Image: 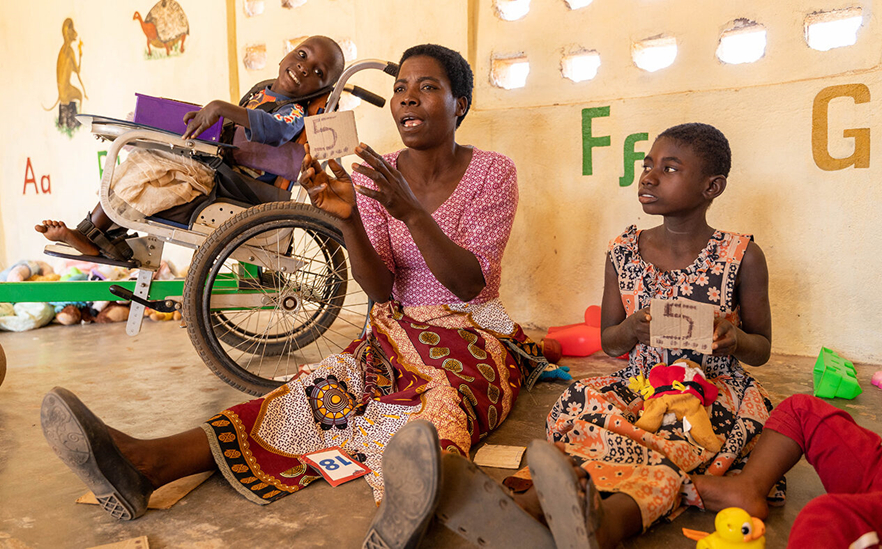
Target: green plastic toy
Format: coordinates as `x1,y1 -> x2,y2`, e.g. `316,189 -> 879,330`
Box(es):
813,347 -> 862,399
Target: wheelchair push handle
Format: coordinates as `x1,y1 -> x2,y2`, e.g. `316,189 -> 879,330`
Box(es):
345,85 -> 386,108
382,61 -> 400,76
325,59 -> 399,114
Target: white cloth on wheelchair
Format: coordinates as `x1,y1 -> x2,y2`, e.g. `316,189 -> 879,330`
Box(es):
111,149 -> 215,216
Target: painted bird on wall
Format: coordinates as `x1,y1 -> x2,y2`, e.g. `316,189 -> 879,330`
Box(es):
133,0 -> 189,58
682,507 -> 766,549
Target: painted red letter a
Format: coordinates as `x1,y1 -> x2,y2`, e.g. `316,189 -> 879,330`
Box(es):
23,157 -> 38,194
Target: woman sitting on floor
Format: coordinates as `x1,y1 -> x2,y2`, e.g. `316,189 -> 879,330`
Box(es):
40,43 -> 549,521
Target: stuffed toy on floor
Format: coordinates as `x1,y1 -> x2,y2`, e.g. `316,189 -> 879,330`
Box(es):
0,260 -> 56,282
629,358 -> 721,453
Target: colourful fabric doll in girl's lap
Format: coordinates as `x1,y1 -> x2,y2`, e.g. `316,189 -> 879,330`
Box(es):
545,123 -> 778,546
631,358 -> 721,453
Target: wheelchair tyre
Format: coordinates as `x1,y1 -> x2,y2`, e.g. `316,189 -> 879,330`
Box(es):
183,201 -> 371,396
210,236 -> 346,355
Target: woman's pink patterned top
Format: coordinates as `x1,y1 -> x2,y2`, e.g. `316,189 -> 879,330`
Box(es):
353,148 -> 518,306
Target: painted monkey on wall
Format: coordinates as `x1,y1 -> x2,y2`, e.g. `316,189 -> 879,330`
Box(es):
44,18 -> 87,135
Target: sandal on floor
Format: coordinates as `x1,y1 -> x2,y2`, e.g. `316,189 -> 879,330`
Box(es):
363,420 -> 442,549
40,387 -> 153,520
528,440 -> 601,549
76,215 -> 134,261
435,452 -> 556,549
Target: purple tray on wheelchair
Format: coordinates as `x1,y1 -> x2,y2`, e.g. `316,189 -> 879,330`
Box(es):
134,93 -> 223,142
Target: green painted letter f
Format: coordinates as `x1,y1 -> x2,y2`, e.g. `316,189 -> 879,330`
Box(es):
581,106 -> 611,176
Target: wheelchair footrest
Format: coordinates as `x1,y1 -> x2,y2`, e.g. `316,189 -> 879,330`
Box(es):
43,244 -> 140,269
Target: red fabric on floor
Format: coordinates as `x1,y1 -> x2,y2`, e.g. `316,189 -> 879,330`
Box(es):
765,394 -> 882,548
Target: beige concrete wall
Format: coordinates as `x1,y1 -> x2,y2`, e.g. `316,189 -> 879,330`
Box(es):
0,0 -> 229,270
2,0 -> 879,364
460,0 -> 882,363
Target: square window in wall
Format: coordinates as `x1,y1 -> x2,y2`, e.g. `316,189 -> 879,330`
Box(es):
338,93 -> 361,111
805,8 -> 863,51
244,44 -> 267,70
491,55 -> 530,89
338,39 -> 358,63
244,0 -> 265,17
632,36 -> 677,72
494,0 -> 530,21
561,50 -> 600,82
284,36 -> 310,54
717,21 -> 766,64
564,0 -> 593,9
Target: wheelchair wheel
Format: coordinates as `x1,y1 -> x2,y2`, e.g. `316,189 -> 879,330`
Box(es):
183,201 -> 371,396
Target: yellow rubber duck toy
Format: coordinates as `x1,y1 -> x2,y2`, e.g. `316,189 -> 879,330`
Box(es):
682,507 -> 766,549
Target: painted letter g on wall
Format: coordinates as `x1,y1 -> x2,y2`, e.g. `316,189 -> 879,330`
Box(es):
812,84 -> 870,171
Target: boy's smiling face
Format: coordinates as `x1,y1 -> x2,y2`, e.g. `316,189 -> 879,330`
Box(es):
273,37 -> 344,98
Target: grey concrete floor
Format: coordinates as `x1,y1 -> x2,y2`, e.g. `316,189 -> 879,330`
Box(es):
1,320 -> 880,548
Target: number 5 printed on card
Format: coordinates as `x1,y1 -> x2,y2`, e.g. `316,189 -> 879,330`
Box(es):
305,110 -> 360,160
649,298 -> 715,353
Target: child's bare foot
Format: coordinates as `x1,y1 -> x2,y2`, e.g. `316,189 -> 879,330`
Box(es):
691,473 -> 769,519
35,220 -> 101,256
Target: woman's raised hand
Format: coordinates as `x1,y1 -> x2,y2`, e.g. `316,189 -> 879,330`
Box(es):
351,143 -> 424,224
299,144 -> 357,220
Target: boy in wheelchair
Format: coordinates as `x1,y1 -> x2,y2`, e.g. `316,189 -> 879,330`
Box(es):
35,35 -> 345,262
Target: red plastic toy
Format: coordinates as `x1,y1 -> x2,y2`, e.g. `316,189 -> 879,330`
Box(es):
543,306 -> 603,357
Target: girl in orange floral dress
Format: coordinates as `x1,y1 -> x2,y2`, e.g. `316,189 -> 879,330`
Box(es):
541,122 -> 780,548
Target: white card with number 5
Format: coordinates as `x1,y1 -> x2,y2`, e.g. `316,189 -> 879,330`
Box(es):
304,110 -> 359,160
649,298 -> 715,354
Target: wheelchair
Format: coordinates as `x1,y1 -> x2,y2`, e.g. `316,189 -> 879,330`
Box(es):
42,59 -> 398,396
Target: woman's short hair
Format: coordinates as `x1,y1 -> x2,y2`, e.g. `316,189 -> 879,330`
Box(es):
658,123 -> 731,177
400,44 -> 474,128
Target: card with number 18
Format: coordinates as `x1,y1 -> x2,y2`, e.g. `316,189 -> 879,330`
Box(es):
302,446 -> 372,487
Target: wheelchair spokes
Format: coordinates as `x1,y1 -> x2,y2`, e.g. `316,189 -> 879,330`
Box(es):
184,202 -> 370,395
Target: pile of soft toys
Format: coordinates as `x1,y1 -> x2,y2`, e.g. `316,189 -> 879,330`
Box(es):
0,259 -> 181,332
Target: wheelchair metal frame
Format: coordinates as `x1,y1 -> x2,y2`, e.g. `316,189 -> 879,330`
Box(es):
0,59 -> 397,338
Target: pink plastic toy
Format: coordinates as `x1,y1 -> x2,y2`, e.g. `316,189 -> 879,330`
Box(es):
544,306 -> 603,357
872,371 -> 882,390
